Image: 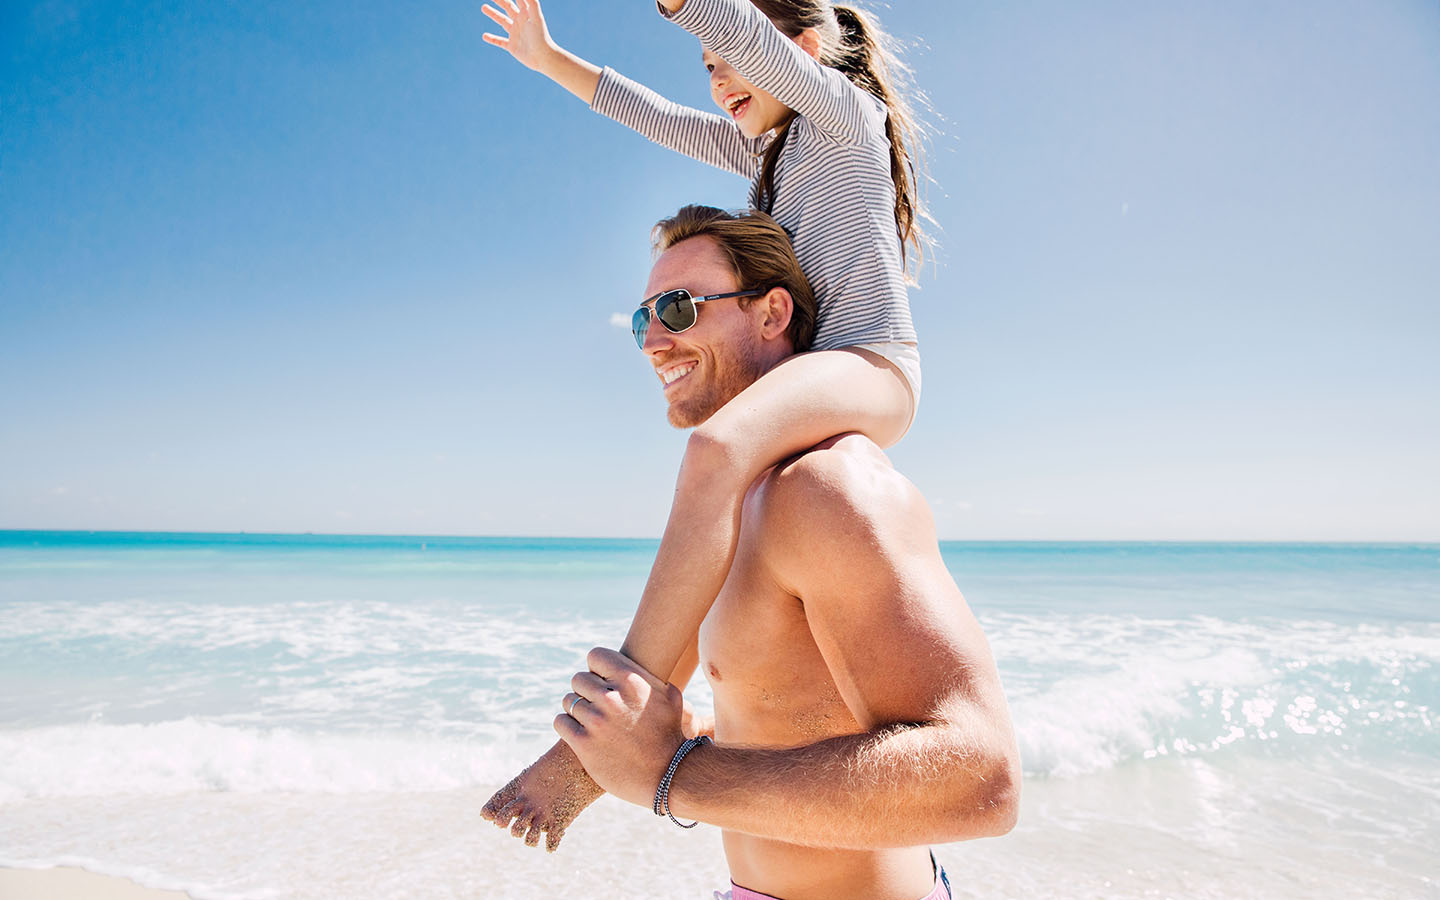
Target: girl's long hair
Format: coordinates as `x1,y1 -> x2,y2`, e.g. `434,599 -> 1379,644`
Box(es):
749,0 -> 931,273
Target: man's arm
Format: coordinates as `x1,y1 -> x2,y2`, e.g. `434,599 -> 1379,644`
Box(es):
558,437 -> 1020,848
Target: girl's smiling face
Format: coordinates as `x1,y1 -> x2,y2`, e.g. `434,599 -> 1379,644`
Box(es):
704,48 -> 793,138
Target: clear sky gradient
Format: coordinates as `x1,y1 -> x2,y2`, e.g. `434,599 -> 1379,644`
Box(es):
2,0 -> 1437,540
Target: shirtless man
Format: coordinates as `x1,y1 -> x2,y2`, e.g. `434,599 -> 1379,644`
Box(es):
492,205 -> 1020,900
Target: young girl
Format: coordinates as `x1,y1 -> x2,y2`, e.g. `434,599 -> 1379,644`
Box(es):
480,0 -> 927,850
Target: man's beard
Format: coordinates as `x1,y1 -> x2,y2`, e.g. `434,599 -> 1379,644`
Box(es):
666,342 -> 768,429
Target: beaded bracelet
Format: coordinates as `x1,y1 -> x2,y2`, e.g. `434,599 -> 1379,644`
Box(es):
653,735 -> 712,828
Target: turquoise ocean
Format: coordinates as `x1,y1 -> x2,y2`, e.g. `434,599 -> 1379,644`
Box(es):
1,532 -> 1436,899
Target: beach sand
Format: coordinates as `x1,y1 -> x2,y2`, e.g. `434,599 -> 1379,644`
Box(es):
0,867 -> 190,900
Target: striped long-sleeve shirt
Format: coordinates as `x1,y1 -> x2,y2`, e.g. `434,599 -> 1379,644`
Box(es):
589,0 -> 916,351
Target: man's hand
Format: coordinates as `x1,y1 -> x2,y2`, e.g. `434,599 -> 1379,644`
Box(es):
555,647 -> 688,809
681,696 -> 715,740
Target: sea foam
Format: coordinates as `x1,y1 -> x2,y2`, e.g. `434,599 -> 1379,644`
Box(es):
989,614 -> 1440,777
0,721 -> 510,804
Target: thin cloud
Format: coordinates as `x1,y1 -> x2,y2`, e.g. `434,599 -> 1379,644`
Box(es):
608,312 -> 629,329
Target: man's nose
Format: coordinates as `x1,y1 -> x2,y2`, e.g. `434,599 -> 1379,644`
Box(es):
641,314 -> 674,357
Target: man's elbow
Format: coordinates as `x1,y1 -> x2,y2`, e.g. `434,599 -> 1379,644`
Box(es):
984,754 -> 1019,840
945,744 -> 1021,840
977,752 -> 1021,837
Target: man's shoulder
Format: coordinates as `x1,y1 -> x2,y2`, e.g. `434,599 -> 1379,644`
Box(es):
762,433 -> 908,507
750,434 -> 933,567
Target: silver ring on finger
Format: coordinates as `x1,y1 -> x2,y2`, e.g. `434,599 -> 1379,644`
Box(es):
567,695 -> 583,716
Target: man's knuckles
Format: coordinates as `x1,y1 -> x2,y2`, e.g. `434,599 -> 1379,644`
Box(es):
616,670 -> 650,697
585,646 -> 625,674
553,712 -> 584,737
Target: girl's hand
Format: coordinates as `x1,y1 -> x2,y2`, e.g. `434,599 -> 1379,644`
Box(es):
481,0 -> 558,73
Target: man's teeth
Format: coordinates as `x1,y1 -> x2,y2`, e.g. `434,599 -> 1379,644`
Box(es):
662,364 -> 695,385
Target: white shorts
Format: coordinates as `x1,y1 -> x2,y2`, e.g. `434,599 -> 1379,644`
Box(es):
851,340 -> 922,433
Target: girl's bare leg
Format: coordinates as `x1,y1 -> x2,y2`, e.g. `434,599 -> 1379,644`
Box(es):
620,348 -> 912,679
482,349 -> 912,849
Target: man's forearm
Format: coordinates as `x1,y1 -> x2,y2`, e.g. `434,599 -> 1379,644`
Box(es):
667,716 -> 1019,849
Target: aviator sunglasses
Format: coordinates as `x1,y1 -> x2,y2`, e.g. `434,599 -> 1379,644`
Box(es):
631,288 -> 765,349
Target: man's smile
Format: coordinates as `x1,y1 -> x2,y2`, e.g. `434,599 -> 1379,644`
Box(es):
659,361 -> 697,388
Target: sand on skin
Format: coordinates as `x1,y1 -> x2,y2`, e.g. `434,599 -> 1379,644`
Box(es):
0,868 -> 190,900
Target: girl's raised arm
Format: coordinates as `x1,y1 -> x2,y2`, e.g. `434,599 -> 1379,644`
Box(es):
482,0 -> 601,103
483,0 -> 757,177
591,68 -> 763,179
665,0 -> 880,143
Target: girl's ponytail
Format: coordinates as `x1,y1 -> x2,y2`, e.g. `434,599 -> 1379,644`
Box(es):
830,6 -> 882,99
829,3 -> 928,272
749,1 -> 930,273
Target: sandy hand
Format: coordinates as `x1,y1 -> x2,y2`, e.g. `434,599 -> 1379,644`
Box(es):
481,740 -> 604,852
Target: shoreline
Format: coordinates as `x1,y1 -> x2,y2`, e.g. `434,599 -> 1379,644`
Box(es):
0,867 -> 191,899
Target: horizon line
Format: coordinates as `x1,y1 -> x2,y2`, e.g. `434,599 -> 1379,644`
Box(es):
1,528 -> 1437,548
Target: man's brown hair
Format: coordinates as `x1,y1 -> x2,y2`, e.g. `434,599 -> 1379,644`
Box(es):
652,205 -> 817,352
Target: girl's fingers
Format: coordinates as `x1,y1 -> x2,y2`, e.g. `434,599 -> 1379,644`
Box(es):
480,4 -> 513,27
481,32 -> 509,48
495,0 -> 522,23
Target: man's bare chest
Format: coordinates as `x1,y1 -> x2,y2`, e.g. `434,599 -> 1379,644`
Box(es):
697,555 -> 859,747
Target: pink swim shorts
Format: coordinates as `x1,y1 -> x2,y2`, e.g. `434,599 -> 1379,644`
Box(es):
723,857 -> 951,900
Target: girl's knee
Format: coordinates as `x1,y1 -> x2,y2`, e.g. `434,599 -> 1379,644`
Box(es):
683,424 -> 743,475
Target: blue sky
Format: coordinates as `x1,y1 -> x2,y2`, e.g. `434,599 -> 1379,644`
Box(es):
2,0 -> 1437,540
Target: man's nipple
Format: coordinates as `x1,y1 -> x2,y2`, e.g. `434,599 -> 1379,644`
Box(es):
707,662 -> 723,681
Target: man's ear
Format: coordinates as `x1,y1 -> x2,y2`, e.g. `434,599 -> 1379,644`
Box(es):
756,287 -> 794,342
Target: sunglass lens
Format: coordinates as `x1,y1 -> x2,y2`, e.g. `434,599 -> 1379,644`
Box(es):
656,291 -> 697,333
631,307 -> 650,348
